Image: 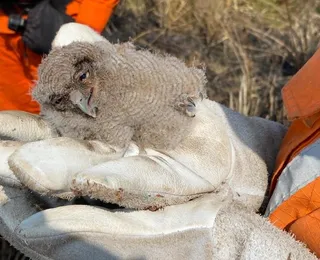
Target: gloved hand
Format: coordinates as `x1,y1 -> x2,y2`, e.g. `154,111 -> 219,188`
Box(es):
0,23 -> 314,260
22,0 -> 74,54
0,102 -> 315,260
3,98 -> 284,211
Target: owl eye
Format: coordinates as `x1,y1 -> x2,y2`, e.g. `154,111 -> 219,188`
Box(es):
79,71 -> 89,82
54,97 -> 63,105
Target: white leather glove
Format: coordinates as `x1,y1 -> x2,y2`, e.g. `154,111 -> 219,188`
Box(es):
5,99 -> 284,211
1,98 -> 315,260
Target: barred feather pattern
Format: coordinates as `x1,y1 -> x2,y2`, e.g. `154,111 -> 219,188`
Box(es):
32,40 -> 207,150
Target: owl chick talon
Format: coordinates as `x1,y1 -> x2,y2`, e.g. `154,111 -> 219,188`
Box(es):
186,103 -> 196,117
176,95 -> 196,117
187,97 -> 195,107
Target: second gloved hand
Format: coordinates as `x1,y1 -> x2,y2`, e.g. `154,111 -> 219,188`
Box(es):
22,0 -> 74,54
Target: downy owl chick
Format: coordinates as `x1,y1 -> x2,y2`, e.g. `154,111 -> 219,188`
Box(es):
32,40 -> 207,150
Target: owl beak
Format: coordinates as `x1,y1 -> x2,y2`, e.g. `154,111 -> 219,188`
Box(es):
70,89 -> 97,118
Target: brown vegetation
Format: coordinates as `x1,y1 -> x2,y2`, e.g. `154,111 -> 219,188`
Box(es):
105,0 -> 320,123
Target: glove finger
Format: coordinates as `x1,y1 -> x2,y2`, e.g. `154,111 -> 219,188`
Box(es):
15,193 -> 228,260
0,184 -> 77,260
8,137 -> 130,199
214,203 -> 317,260
73,154 -> 216,209
0,110 -> 56,142
52,22 -> 107,48
0,185 -> 39,246
0,141 -> 23,187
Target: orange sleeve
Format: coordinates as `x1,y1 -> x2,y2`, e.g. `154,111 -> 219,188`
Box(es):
74,0 -> 120,33
0,11 -> 14,34
288,209 -> 320,258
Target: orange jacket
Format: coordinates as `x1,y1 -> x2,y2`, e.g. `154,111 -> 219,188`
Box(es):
267,47 -> 320,257
66,0 -> 119,34
0,0 -> 119,113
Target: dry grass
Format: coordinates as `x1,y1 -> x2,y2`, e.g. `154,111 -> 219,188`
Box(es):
106,0 -> 320,123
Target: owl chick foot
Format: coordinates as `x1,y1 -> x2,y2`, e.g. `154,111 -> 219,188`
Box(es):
175,94 -> 197,117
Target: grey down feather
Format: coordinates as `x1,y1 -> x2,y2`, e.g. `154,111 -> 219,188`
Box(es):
32,40 -> 207,150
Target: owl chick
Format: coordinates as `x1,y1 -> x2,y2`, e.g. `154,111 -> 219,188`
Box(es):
32,40 -> 207,150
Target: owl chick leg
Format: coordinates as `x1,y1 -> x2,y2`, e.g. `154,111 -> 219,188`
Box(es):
175,93 -> 197,117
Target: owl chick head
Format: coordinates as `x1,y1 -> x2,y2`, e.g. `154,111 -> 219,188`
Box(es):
33,41 -> 115,118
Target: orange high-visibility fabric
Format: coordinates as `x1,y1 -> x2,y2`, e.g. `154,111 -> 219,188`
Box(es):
0,11 -> 15,34
270,114 -> 320,194
269,177 -> 320,230
282,47 -> 320,121
68,0 -> 119,33
0,0 -> 119,113
0,31 -> 41,113
269,123 -> 320,258
288,208 -> 320,257
269,47 -> 320,257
